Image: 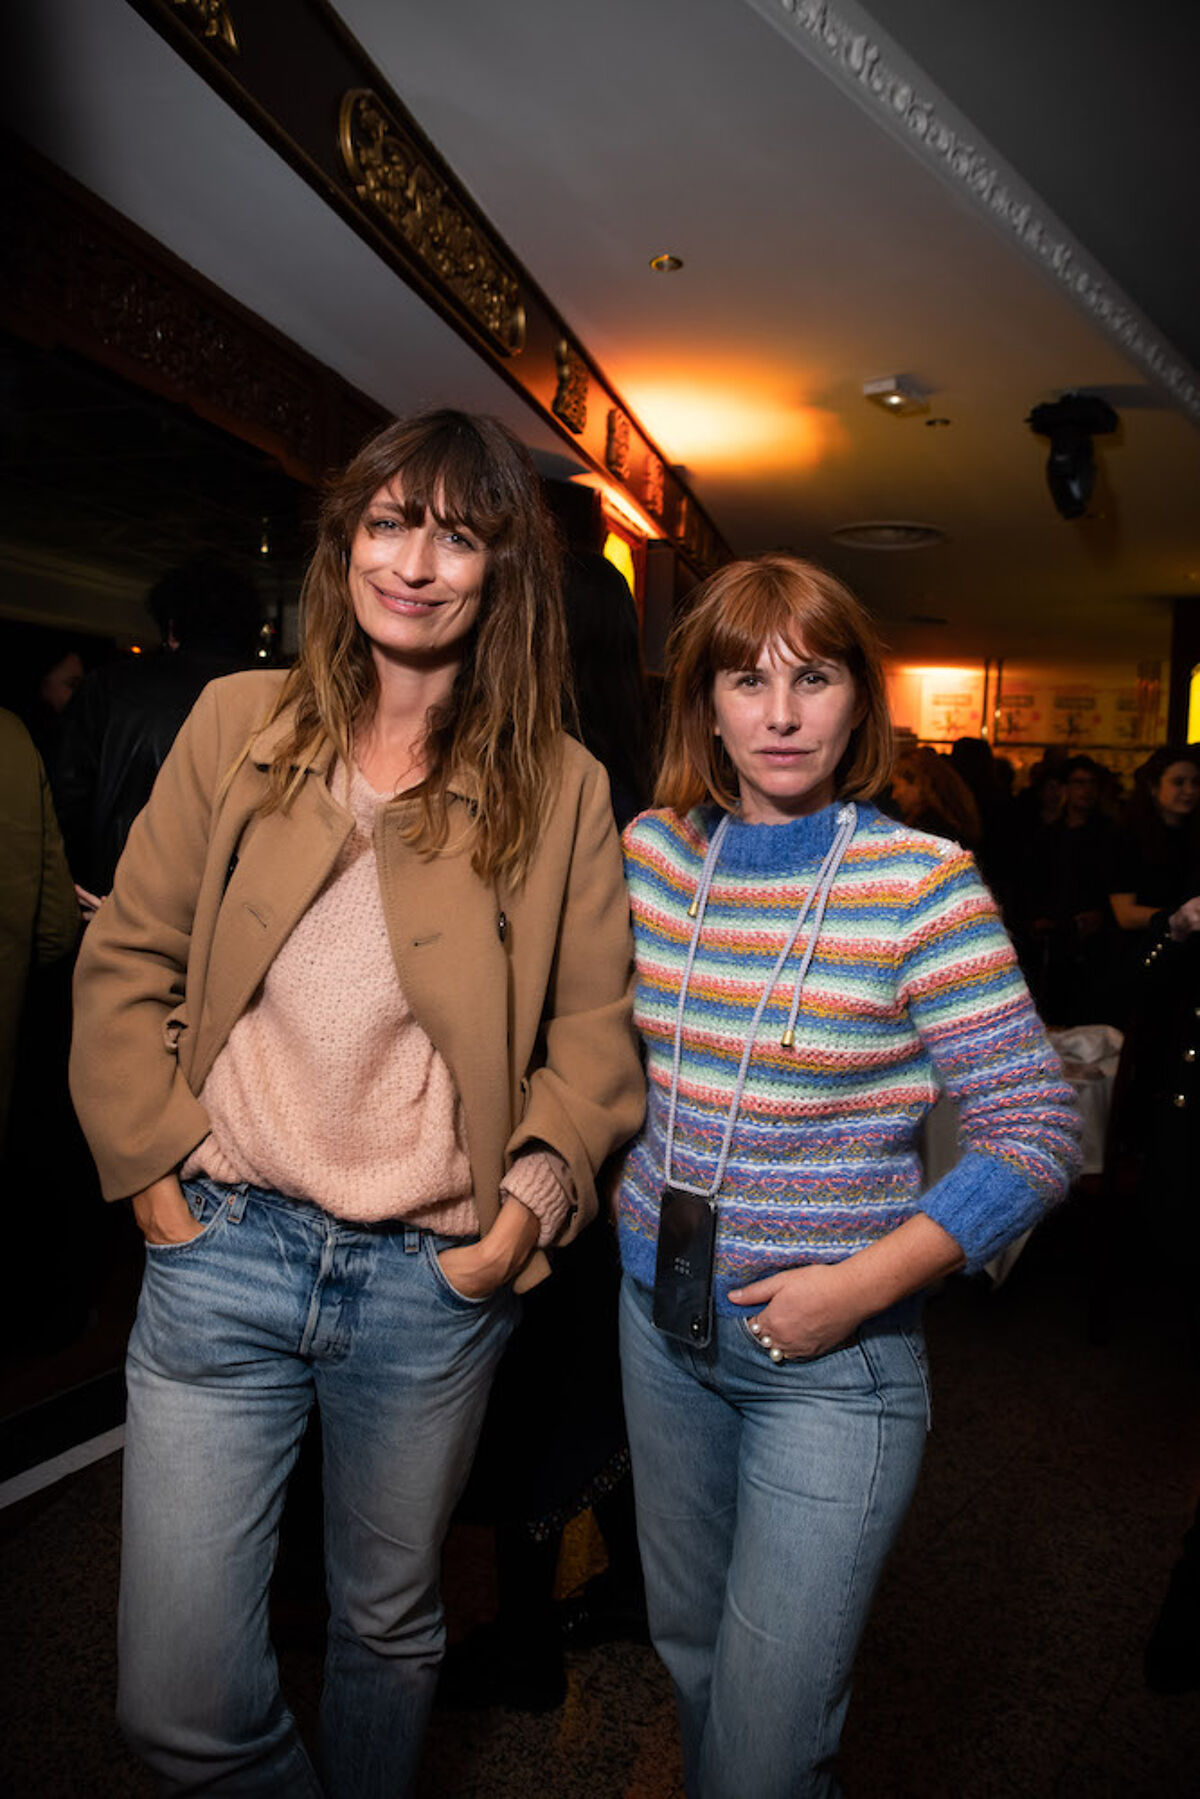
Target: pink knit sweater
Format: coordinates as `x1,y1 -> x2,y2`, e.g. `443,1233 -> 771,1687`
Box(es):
183,764 -> 570,1242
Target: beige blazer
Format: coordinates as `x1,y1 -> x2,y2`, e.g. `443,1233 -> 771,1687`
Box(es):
70,672 -> 644,1288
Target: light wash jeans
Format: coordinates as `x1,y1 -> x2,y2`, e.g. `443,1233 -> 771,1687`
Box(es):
619,1273 -> 930,1799
118,1177 -> 518,1797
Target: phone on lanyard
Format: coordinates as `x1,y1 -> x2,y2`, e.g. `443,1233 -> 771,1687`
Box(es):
653,1187 -> 717,1347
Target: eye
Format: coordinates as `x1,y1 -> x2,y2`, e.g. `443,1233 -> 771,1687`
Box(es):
734,672 -> 762,689
798,670 -> 829,688
365,514 -> 401,533
439,525 -> 480,551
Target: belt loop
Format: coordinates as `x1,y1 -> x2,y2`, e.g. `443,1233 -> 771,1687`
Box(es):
403,1226 -> 421,1255
226,1184 -> 249,1224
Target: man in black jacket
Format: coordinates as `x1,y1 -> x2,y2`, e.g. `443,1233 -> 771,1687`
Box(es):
56,556 -> 261,895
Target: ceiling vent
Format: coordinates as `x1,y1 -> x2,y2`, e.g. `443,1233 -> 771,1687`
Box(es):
830,522 -> 946,551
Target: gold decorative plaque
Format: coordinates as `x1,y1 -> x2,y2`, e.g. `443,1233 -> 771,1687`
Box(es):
643,453 -> 665,519
605,408 -> 632,481
339,89 -> 525,356
171,0 -> 239,52
553,338 -> 588,435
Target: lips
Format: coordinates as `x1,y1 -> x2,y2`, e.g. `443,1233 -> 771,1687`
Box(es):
371,584 -> 443,614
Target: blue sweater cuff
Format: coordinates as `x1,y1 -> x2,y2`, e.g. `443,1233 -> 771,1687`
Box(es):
919,1151 -> 1048,1273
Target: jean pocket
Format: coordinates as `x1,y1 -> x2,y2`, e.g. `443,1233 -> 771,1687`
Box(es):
143,1180 -> 231,1257
899,1327 -> 933,1430
421,1235 -> 504,1312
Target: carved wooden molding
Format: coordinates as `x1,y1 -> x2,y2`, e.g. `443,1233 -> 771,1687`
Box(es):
171,0 -> 239,53
605,408 -> 632,481
339,88 -> 525,358
643,454 -> 665,520
1,150 -> 384,484
553,338 -> 589,434
743,0 -> 1200,425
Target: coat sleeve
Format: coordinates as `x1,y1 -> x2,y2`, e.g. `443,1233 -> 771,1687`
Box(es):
69,682 -> 229,1200
895,843 -> 1082,1271
504,755 -> 644,1241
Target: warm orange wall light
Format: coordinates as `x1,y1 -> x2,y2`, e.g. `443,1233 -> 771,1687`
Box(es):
619,372 -> 842,473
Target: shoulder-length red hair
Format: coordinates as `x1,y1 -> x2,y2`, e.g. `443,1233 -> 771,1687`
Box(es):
655,554 -> 893,815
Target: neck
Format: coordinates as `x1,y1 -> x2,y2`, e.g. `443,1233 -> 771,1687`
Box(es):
357,647 -> 462,793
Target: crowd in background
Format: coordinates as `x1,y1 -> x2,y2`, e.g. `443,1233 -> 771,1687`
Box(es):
882,735 -> 1200,1031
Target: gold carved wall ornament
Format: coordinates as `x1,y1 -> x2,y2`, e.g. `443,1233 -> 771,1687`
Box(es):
339,89 -> 525,356
605,408 -> 632,481
171,0 -> 239,52
643,454 -> 665,519
553,338 -> 588,435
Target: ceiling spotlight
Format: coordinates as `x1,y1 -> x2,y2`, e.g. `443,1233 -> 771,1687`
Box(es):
863,375 -> 928,417
649,252 -> 684,273
1027,392 -> 1118,519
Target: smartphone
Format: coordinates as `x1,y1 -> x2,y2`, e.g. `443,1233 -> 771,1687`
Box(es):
652,1187 -> 717,1347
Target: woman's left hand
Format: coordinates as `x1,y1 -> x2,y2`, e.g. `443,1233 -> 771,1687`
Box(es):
729,1262 -> 864,1361
438,1198 -> 540,1300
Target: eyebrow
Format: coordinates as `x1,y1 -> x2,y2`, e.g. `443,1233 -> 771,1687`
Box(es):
728,655 -> 839,674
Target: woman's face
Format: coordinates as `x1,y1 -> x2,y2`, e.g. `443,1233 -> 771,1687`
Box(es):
1152,759 -> 1200,824
348,479 -> 488,670
711,634 -> 860,825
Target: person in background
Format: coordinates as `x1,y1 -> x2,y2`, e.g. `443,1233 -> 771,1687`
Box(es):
1015,754 -> 1120,1025
1109,745 -> 1200,933
55,554 -> 263,899
0,708 -> 78,1151
617,554 -> 1079,1798
887,744 -> 981,847
443,546 -> 653,1711
950,735 -> 1017,915
69,409 -> 643,1797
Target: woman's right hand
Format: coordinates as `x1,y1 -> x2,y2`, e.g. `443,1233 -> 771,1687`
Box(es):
132,1174 -> 203,1245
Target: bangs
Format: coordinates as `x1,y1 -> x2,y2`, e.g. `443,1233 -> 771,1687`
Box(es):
382,421 -> 513,547
704,561 -> 858,675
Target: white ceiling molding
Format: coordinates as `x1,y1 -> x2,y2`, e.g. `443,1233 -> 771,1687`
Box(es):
741,0 -> 1200,428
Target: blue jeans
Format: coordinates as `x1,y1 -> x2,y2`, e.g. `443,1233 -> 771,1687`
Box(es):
619,1274 -> 930,1799
119,1178 -> 518,1796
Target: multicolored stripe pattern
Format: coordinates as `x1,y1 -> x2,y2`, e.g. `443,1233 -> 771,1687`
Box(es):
617,802 -> 1080,1313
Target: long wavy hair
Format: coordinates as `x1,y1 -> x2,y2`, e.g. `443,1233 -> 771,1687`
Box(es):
258,409 -> 567,885
655,554 -> 892,815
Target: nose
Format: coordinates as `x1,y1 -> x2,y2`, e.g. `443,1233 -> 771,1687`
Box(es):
391,526 -> 437,585
765,680 -> 800,733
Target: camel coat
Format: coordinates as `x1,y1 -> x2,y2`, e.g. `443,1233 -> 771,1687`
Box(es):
70,672 -> 643,1289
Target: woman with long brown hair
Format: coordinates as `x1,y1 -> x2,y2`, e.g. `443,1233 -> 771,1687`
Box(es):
617,554 -> 1078,1797
70,409 -> 643,1796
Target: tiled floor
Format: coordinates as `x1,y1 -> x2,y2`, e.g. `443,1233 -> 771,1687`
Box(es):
2,1203 -> 1198,1797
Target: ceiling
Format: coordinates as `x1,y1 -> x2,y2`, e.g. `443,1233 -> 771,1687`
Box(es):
5,0 -> 1199,673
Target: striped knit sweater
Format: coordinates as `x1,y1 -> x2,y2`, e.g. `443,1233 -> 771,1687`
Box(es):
617,801 -> 1080,1315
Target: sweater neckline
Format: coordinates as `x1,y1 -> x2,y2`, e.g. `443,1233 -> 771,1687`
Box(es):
700,800 -> 868,873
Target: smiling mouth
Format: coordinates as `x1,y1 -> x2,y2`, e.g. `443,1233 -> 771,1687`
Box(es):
372,585 -> 444,613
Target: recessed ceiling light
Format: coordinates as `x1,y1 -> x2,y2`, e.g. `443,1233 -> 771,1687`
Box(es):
831,521 -> 946,550
863,375 -> 928,417
650,252 -> 684,273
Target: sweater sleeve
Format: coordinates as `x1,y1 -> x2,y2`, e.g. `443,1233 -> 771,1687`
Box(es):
895,843 -> 1081,1271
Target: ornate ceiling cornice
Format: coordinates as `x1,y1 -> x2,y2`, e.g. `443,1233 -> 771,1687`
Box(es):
120,0 -> 730,574
743,0 -> 1200,427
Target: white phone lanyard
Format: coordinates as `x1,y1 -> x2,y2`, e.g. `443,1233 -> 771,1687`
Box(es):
662,803 -> 858,1203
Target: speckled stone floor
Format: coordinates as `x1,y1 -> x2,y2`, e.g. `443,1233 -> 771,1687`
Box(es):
3,1203 -> 1198,1797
